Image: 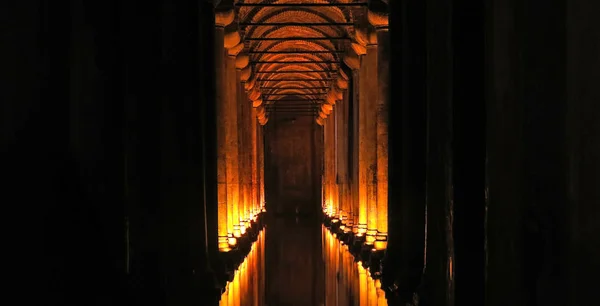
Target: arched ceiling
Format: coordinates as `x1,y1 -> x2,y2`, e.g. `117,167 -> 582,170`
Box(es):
229,0 -> 368,122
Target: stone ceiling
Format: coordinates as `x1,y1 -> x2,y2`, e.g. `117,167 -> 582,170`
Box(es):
223,0 -> 370,122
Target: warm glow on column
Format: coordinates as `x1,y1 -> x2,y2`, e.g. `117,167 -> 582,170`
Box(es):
251,110 -> 258,222
225,54 -> 241,238
365,44 -> 379,246
323,118 -> 330,216
259,126 -> 266,210
357,55 -> 368,237
374,18 -> 390,250
215,25 -> 230,251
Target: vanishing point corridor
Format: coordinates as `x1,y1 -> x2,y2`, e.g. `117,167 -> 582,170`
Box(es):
4,0 -> 600,306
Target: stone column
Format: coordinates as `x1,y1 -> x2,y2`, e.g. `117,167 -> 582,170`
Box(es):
231,43 -> 249,235
224,31 -> 241,239
566,3 -> 600,304
349,66 -> 361,235
323,112 -> 331,215
365,34 -> 379,246
257,124 -> 265,211
422,0 -> 454,304
331,108 -> 339,220
251,105 -> 258,220
357,50 -> 369,238
370,9 -> 390,251
337,75 -> 351,231
214,10 -> 234,251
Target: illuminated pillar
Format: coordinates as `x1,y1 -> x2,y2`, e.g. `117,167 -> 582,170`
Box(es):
323,115 -> 330,215
365,33 -> 379,245
215,10 -> 235,251
350,67 -> 360,235
258,124 -> 265,210
251,108 -> 258,220
236,51 -> 254,230
357,51 -> 369,237
332,108 -> 340,220
224,29 -> 241,239
370,10 -> 390,251
232,48 -> 250,235
337,74 -> 351,231
237,66 -> 248,235
324,110 -> 337,218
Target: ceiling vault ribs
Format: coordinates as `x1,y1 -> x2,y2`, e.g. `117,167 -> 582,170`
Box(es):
244,37 -> 350,41
248,50 -> 344,54
225,0 -> 369,118
240,22 -> 353,26
235,3 -> 367,7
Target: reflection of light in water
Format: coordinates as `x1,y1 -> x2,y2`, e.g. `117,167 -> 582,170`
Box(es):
220,227 -> 386,306
219,229 -> 266,306
323,225 -> 388,306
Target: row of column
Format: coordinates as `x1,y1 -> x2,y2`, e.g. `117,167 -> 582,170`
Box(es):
320,9 -> 390,251
215,10 -> 266,252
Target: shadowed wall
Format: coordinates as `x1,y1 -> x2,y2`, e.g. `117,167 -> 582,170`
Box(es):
265,115 -> 322,215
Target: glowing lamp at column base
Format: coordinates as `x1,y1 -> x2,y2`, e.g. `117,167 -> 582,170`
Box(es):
357,224 -> 367,236
228,236 -> 237,247
233,225 -> 241,238
365,229 -> 377,245
218,236 -> 230,252
240,223 -> 246,235
374,233 -> 388,250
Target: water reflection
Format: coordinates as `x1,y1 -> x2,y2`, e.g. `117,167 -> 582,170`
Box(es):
322,225 -> 387,306
219,220 -> 386,305
220,229 -> 266,306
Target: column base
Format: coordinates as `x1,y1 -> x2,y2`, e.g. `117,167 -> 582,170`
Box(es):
374,232 -> 388,251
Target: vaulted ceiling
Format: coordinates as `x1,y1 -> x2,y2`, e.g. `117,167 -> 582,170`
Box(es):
221,0 -> 371,122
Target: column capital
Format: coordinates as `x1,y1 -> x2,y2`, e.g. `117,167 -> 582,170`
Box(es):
367,10 -> 389,30
224,29 -> 241,50
243,71 -> 255,88
215,9 -> 235,27
252,99 -> 262,108
367,30 -> 378,46
248,86 -> 261,101
343,50 -> 361,71
352,27 -> 369,47
228,42 -> 244,57
236,53 -> 250,70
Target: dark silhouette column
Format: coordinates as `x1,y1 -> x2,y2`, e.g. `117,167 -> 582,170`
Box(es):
565,1 -> 600,304
421,0 -> 454,305
383,1 -> 428,305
